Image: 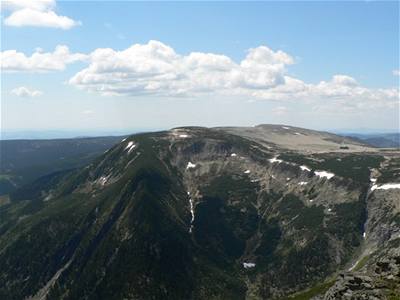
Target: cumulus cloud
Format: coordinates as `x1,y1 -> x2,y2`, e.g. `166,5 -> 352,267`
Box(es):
10,86 -> 43,97
2,0 -> 80,29
67,40 -> 399,110
68,40 -> 294,97
3,40 -> 398,111
1,45 -> 87,72
393,69 -> 400,76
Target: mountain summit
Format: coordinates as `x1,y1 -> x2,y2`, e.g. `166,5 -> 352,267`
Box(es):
0,126 -> 399,299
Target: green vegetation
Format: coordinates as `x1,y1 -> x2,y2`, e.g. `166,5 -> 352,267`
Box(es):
277,193 -> 324,230
352,255 -> 370,272
278,152 -> 384,183
0,128 -> 397,300
378,157 -> 400,183
283,279 -> 336,300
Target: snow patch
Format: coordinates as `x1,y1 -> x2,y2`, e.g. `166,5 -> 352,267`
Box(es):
188,197 -> 195,233
363,232 -> 366,239
99,176 -> 108,186
179,134 -> 189,138
315,170 -> 334,180
243,262 -> 256,269
372,183 -> 400,191
125,141 -> 134,150
125,141 -> 136,153
282,126 -> 290,130
294,132 -> 301,135
230,153 -> 237,157
298,181 -> 308,185
244,170 -> 251,174
186,162 -> 196,169
300,165 -> 311,172
269,156 -> 283,164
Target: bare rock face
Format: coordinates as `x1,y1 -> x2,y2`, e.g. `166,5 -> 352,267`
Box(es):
321,248 -> 400,300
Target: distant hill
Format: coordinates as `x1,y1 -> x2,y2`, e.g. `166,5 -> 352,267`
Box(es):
343,133 -> 400,148
0,136 -> 125,195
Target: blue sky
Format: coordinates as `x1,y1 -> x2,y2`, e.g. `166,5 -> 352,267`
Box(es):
1,0 -> 399,136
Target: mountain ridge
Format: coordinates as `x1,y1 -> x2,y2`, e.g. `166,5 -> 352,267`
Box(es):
0,126 -> 399,299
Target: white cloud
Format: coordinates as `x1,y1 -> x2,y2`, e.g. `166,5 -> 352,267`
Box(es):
2,0 -> 80,29
67,40 -> 398,110
2,40 -> 398,112
68,40 -> 294,97
1,45 -> 87,72
10,86 -> 43,97
393,69 -> 400,76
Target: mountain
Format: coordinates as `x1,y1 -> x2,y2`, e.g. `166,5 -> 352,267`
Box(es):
0,125 -> 399,299
0,136 -> 125,195
343,133 -> 400,149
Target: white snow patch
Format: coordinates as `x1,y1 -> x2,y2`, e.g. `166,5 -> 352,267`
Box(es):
244,170 -> 251,174
363,232 -> 366,239
121,138 -> 127,142
128,144 -> 136,154
327,208 -> 332,212
125,141 -> 136,153
230,153 -> 237,157
286,177 -> 291,181
294,132 -> 301,135
179,134 -> 189,138
188,197 -> 195,233
370,178 -> 377,183
269,156 -> 283,164
372,183 -> 400,191
300,165 -> 311,172
125,141 -> 134,149
315,170 -> 335,179
298,181 -> 308,186
99,176 -> 108,186
243,262 -> 256,269
186,162 -> 197,169
251,179 -> 260,183
282,126 -> 290,130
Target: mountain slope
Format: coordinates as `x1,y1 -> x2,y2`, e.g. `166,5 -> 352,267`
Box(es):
0,136 -> 125,195
0,126 -> 399,299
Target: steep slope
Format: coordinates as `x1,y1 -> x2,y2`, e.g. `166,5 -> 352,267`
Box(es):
0,126 -> 398,299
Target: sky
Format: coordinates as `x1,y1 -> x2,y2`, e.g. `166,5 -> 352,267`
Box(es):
1,0 -> 399,138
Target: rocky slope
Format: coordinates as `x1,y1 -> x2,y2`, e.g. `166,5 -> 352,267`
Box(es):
0,126 -> 398,299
